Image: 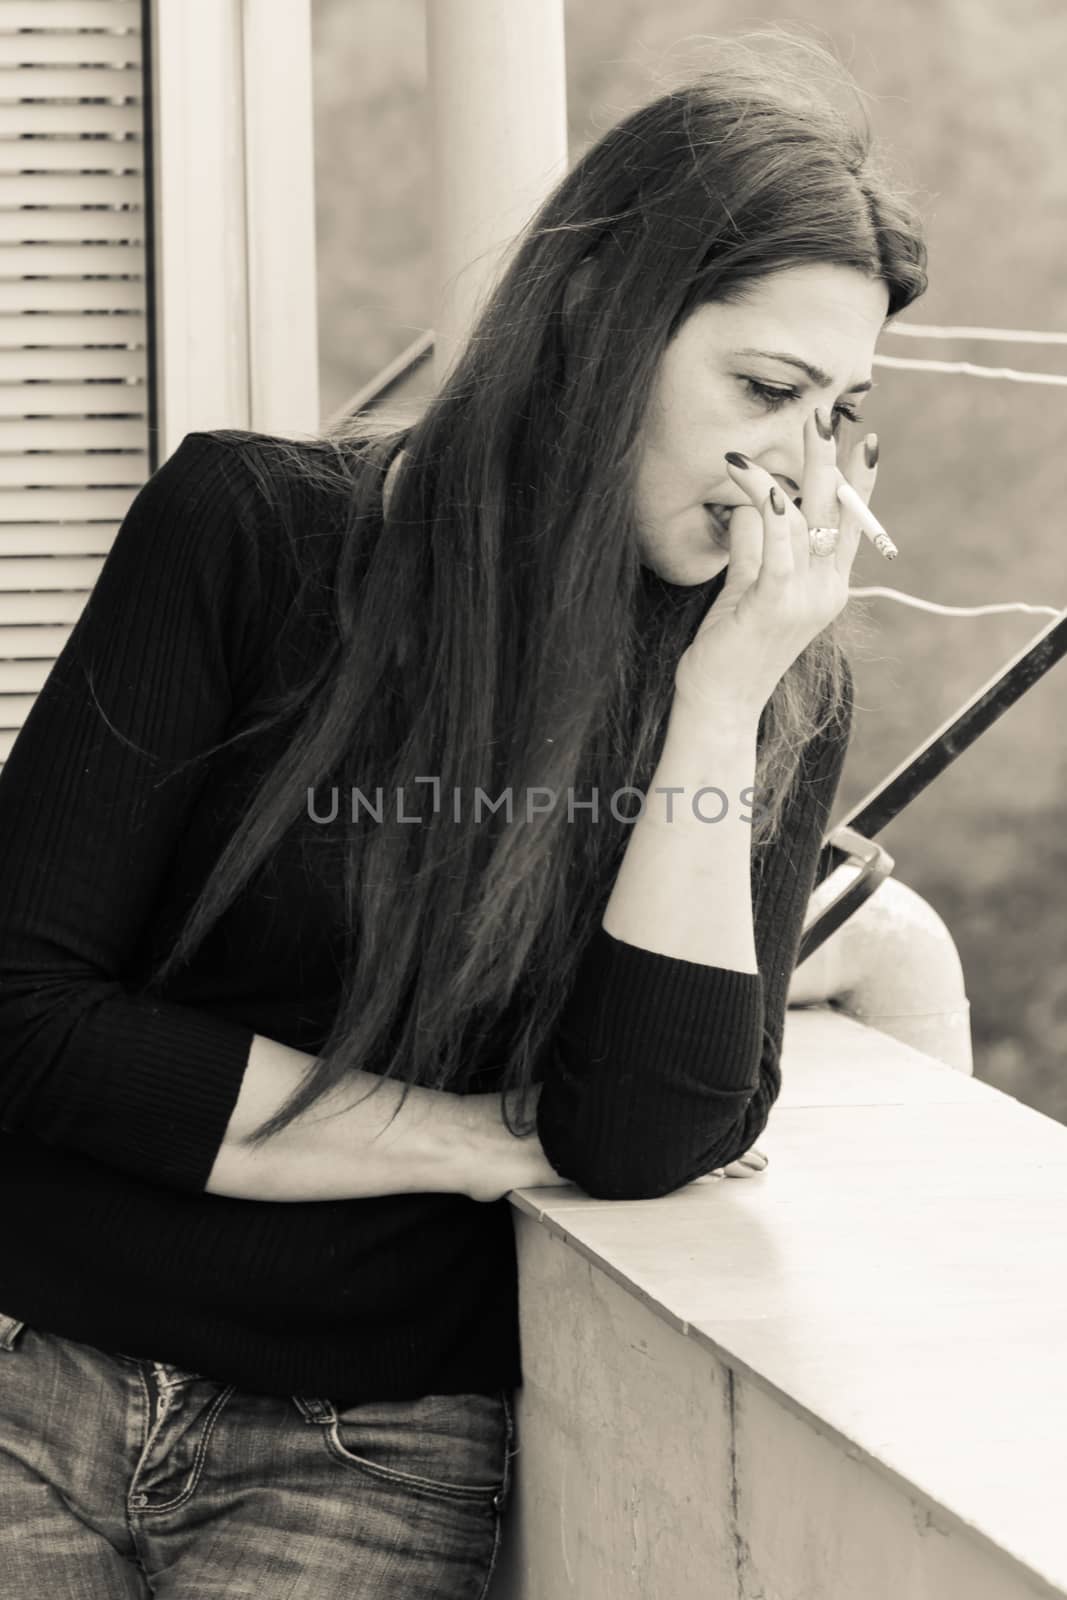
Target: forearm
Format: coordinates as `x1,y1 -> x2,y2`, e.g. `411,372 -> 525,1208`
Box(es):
205,1032 -> 529,1202
603,701 -> 761,973
535,703 -> 771,1201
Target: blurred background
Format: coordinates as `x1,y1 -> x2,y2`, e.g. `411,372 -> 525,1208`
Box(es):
309,0 -> 1066,1122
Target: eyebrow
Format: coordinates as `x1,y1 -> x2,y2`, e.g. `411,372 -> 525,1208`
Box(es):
733,347 -> 874,395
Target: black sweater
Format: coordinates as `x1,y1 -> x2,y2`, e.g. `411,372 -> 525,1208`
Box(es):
0,430 -> 851,1404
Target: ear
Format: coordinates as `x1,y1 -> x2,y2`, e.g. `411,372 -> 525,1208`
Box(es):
561,256 -> 601,331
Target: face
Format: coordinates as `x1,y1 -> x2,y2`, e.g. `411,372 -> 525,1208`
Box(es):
632,263 -> 890,583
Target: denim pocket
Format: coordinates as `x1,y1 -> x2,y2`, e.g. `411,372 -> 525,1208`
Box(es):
323,1390 -> 512,1506
0,1312 -> 26,1352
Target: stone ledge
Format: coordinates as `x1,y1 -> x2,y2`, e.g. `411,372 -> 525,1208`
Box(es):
490,1007 -> 1067,1599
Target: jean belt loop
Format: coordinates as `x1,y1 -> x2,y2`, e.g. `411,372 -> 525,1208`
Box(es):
292,1396 -> 336,1425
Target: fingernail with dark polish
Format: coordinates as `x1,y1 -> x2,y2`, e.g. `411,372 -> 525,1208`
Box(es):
864,433 -> 880,470
769,485 -> 786,515
814,407 -> 834,442
725,451 -> 752,470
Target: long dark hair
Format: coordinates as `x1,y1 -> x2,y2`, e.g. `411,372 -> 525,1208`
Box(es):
132,36 -> 927,1144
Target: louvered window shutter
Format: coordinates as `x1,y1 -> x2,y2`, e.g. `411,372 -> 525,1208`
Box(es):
0,0 -> 147,773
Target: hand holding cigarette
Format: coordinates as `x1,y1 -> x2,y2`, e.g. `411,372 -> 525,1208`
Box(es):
835,442 -> 898,560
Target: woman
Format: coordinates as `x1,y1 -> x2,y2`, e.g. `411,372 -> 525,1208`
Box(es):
0,38 -> 926,1600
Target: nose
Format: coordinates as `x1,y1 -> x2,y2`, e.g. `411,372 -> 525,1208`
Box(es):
756,425 -> 806,509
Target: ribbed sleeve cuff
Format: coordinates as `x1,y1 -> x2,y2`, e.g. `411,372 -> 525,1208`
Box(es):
72,995 -> 257,1192
560,925 -> 766,1090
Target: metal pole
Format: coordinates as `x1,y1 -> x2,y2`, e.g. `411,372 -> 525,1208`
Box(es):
799,605 -> 1067,965
426,0 -> 568,384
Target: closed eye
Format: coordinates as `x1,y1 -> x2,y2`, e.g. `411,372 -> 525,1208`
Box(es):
742,378 -> 865,429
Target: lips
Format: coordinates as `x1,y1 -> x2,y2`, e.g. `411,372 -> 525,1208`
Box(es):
704,490 -> 803,538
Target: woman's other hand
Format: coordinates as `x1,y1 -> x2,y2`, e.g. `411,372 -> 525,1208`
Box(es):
708,1147 -> 770,1180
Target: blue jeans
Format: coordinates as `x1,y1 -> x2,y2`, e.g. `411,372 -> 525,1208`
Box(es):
0,1311 -> 514,1598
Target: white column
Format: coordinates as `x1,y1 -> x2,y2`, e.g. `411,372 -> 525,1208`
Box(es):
426,0 -> 568,384
148,0 -> 319,454
149,0 -> 249,453
242,0 -> 320,438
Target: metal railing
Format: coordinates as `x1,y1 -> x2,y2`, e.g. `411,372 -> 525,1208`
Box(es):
324,331 -> 435,430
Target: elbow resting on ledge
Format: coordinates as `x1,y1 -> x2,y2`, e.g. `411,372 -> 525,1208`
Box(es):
538,1097 -> 768,1203
564,1167 -> 719,1204
534,974 -> 771,1201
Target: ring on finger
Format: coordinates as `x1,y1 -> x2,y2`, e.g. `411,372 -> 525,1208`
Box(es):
807,525 -> 840,558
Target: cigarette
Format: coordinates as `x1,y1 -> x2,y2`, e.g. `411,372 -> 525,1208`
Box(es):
835,479 -> 899,561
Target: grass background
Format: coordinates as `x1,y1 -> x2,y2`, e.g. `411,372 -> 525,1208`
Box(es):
309,0 -> 1067,1123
